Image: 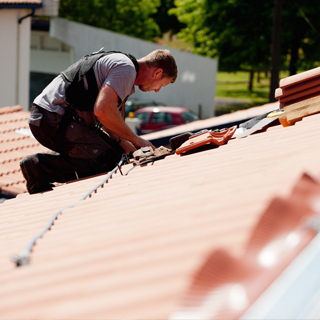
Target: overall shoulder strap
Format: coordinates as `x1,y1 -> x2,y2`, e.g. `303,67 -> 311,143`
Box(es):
103,51 -> 139,78
60,49 -> 139,112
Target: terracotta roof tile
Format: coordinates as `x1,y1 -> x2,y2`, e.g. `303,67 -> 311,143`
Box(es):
275,76 -> 320,99
0,106 -> 50,196
275,69 -> 320,127
275,68 -> 320,118
279,66 -> 320,88
0,98 -> 319,318
277,84 -> 320,104
0,105 -> 23,114
0,0 -> 41,4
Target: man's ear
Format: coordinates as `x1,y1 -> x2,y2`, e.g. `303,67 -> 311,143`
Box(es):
154,68 -> 163,78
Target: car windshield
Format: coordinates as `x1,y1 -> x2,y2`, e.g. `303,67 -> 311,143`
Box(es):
125,100 -> 166,117
151,112 -> 173,124
135,112 -> 151,124
181,111 -> 199,122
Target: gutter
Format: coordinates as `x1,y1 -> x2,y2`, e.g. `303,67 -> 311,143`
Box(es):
0,4 -> 43,23
0,4 -> 42,9
19,7 -> 37,23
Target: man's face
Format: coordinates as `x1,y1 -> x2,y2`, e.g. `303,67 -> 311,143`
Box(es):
138,69 -> 172,93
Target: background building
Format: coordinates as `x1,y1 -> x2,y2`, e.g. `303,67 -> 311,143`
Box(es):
0,1 -> 218,119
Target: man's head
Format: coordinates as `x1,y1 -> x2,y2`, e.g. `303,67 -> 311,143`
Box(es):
143,49 -> 177,82
136,49 -> 178,93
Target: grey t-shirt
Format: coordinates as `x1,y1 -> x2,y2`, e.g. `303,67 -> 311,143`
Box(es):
33,53 -> 136,116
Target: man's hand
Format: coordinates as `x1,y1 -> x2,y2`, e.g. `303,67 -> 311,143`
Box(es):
119,139 -> 137,153
132,136 -> 155,150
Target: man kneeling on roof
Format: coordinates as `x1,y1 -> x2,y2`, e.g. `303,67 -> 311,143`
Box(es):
20,49 -> 178,194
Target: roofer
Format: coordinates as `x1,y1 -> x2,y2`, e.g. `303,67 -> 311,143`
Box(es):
20,49 -> 178,194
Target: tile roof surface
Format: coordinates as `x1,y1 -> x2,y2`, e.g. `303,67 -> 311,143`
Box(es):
0,95 -> 320,319
0,102 -> 277,196
0,106 -> 50,196
172,172 -> 320,319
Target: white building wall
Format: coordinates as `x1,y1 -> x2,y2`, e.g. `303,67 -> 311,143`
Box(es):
0,9 -> 31,109
18,14 -> 31,109
30,30 -> 74,74
35,0 -> 59,16
50,18 -> 218,118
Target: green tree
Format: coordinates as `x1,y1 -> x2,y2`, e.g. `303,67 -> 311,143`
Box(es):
269,0 -> 282,102
172,0 -> 320,99
59,0 -> 161,41
152,0 -> 185,37
281,0 -> 320,75
171,0 -> 274,91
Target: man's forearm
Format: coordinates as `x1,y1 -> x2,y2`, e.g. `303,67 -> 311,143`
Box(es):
94,83 -> 154,149
97,105 -> 140,144
103,127 -> 137,153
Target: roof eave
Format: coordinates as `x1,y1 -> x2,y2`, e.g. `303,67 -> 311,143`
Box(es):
0,3 -> 42,9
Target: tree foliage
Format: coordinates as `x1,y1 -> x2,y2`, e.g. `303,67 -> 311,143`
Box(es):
281,0 -> 320,74
152,0 -> 185,36
171,0 -> 320,78
171,0 -> 273,71
59,0 -> 162,41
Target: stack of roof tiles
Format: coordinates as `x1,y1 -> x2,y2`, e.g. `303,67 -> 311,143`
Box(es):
275,66 -> 320,126
0,106 -> 50,196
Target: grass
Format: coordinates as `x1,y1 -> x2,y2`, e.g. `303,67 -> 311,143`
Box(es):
217,71 -> 270,105
215,70 -> 289,115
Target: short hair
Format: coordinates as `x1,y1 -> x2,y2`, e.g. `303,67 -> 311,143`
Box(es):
143,49 -> 178,83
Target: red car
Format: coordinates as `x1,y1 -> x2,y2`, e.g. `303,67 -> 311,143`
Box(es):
134,106 -> 199,134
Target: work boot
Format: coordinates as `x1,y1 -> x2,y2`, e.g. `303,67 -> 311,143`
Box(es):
20,156 -> 54,194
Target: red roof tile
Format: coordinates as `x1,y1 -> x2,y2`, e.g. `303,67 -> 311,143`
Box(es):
279,66 -> 320,88
0,0 -> 41,4
0,101 -> 319,318
275,76 -> 320,99
275,69 -> 320,127
275,67 -> 320,117
0,106 -> 50,196
277,84 -> 320,104
176,126 -> 237,154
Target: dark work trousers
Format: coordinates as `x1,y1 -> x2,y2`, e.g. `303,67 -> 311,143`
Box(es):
24,104 -> 125,186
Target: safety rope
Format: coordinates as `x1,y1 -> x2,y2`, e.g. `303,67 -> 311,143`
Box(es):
123,159 -> 154,176
11,155 -> 127,267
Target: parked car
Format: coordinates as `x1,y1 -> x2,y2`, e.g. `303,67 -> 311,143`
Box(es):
134,106 -> 199,134
124,99 -> 166,117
